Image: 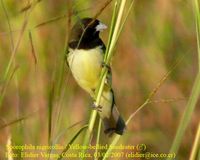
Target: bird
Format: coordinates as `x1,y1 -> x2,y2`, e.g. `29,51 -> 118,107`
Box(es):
67,17 -> 126,136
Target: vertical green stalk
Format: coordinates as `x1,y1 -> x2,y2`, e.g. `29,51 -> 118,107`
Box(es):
82,1 -> 117,152
94,119 -> 102,160
166,0 -> 200,158
167,74 -> 200,159
0,0 -> 37,108
82,0 -> 130,157
102,135 -> 121,160
82,110 -> 98,145
194,0 -> 200,69
48,2 -> 72,155
189,122 -> 200,160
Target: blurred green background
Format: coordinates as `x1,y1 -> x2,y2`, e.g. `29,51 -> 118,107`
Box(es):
0,0 -> 199,159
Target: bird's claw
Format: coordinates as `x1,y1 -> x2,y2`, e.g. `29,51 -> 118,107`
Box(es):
101,62 -> 111,72
92,103 -> 103,112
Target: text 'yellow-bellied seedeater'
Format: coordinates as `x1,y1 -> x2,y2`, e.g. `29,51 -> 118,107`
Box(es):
67,18 -> 126,136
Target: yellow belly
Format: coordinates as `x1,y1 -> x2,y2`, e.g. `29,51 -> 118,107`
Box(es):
67,47 -> 104,95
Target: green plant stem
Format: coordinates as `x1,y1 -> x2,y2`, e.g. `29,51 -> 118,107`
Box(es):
189,121 -> 200,160
81,1 -> 119,155
82,0 -> 129,158
58,125 -> 88,160
1,0 -> 14,49
0,1 -> 36,108
102,135 -> 120,160
194,0 -> 200,70
167,0 -> 200,158
167,73 -> 200,158
95,119 -> 102,160
82,110 -> 98,146
105,0 -> 126,63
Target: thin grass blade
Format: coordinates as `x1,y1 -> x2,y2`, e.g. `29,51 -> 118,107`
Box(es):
57,125 -> 88,160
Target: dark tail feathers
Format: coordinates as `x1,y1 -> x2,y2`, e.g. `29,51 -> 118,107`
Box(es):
103,105 -> 126,136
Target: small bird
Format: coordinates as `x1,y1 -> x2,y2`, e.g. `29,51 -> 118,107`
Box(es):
67,17 -> 126,136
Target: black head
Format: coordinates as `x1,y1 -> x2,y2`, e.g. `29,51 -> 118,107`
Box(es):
69,18 -> 107,49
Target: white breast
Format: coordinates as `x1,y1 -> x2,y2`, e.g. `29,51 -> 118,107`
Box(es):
67,46 -> 104,95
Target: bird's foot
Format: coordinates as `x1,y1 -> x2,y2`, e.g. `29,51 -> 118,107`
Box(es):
92,103 -> 102,112
101,62 -> 111,72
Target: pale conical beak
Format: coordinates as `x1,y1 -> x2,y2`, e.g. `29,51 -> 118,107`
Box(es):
96,22 -> 107,32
